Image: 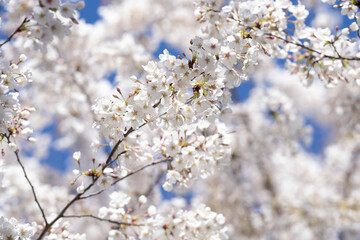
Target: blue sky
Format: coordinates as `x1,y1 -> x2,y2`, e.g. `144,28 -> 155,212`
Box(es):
78,0 -> 101,24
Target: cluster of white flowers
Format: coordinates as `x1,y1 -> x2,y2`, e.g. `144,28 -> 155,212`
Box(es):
0,54 -> 34,148
321,0 -> 359,19
26,0 -> 85,52
193,82 -> 315,238
1,0 -> 360,239
332,85 -> 360,138
99,191 -> 228,240
0,216 -> 35,240
97,0 -> 201,49
91,33 -> 237,190
192,0 -> 360,87
45,218 -> 86,240
1,0 -> 84,53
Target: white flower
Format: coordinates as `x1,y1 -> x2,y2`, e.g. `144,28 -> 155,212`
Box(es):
138,195 -> 147,204
166,170 -> 182,184
76,184 -> 85,194
48,20 -> 70,38
108,230 -> 126,240
8,143 -> 17,151
19,54 -> 27,62
147,205 -> 157,216
341,27 -> 350,36
349,22 -> 359,31
163,181 -> 173,192
109,191 -> 131,209
73,151 -> 81,162
33,6 -> 52,25
203,38 -> 220,54
59,3 -> 77,19
98,176 -> 112,189
220,46 -> 237,68
215,214 -> 226,225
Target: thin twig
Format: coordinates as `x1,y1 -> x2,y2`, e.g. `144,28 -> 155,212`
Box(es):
14,150 -> 48,225
105,128 -> 135,165
108,150 -> 127,167
112,157 -> 172,186
79,189 -> 105,200
36,120 -> 154,239
62,214 -> 144,226
266,33 -> 360,61
36,178 -> 96,240
0,18 -> 29,48
81,157 -> 172,199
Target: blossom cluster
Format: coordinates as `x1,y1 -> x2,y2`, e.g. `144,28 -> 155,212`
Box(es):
0,216 -> 35,240
98,191 -> 228,240
0,55 -> 34,148
194,56 -> 360,239
1,0 -> 84,53
45,219 -> 86,240
91,42 -> 235,191
194,0 -> 360,87
1,0 -> 360,239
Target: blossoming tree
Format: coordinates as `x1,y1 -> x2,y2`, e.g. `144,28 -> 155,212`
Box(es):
0,0 -> 360,239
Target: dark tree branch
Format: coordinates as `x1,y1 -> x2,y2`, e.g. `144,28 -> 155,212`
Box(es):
79,189 -> 105,200
62,214 -> 144,226
0,18 -> 29,48
36,119 -> 158,239
111,157 -> 172,186
266,33 -> 360,61
81,156 -> 172,200
14,150 -> 48,225
37,177 -> 97,240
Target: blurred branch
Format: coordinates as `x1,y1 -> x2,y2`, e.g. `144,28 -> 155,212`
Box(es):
343,149 -> 360,198
144,172 -> 163,197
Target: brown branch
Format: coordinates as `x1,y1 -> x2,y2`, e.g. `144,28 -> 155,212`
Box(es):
62,214 -> 144,226
81,156 -> 172,200
37,158 -> 170,239
14,150 -> 48,225
266,33 -> 360,61
79,189 -> 105,200
0,18 -> 29,48
105,128 -> 135,165
111,157 -> 172,186
36,120 -> 153,239
36,177 -> 96,240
